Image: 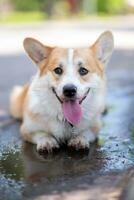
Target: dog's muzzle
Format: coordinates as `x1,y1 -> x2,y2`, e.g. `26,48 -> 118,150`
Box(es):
52,87 -> 90,104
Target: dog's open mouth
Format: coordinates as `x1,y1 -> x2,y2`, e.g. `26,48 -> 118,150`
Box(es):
52,87 -> 90,125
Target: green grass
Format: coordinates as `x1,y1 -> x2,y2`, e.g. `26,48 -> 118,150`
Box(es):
0,11 -> 46,24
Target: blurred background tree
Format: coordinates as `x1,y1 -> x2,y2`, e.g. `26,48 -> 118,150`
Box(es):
10,0 -> 41,11
0,0 -> 133,23
97,0 -> 125,14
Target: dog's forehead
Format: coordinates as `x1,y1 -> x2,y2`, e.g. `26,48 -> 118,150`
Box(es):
50,47 -> 92,63
46,47 -> 102,74
43,46 -> 103,77
74,48 -> 94,62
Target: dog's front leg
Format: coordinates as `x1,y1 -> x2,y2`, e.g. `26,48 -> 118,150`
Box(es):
33,133 -> 59,153
20,125 -> 59,153
68,130 -> 97,150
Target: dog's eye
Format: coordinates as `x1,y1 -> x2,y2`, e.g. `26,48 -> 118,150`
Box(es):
79,67 -> 88,76
54,67 -> 63,75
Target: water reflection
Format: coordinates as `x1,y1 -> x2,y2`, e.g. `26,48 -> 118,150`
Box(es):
0,151 -> 24,181
22,141 -> 105,183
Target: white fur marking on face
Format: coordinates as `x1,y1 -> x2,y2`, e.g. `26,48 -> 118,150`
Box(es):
68,48 -> 74,68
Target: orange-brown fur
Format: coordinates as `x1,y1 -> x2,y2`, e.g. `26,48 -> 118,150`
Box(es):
10,84 -> 29,119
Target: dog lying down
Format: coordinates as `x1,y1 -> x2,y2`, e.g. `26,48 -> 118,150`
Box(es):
10,31 -> 114,152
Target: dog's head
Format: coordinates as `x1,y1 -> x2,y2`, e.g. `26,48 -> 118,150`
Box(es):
24,31 -> 114,125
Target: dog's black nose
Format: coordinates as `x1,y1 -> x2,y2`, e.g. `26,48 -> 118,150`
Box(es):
63,84 -> 77,98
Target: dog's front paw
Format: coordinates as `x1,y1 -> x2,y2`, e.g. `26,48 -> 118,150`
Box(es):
37,136 -> 59,154
68,132 -> 96,150
68,135 -> 90,150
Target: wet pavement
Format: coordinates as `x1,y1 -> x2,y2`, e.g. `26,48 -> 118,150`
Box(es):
0,48 -> 134,200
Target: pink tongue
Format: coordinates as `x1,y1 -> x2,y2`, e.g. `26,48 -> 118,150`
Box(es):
62,100 -> 82,125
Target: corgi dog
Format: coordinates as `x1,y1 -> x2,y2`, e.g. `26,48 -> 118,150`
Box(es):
10,31 -> 114,152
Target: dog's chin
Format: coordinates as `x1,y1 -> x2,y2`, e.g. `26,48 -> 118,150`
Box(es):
52,87 -> 90,105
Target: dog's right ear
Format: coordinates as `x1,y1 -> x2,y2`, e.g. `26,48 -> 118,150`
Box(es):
23,38 -> 53,69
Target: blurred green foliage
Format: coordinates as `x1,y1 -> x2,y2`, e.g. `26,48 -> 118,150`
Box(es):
10,0 -> 126,14
97,0 -> 125,14
11,0 -> 42,11
0,0 -> 128,23
9,0 -> 78,19
10,0 -> 62,13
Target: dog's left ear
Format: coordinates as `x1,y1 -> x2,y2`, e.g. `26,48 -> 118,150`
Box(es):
23,38 -> 53,69
91,31 -> 114,65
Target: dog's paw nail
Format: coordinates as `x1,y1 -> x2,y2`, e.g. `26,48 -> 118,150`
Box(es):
37,147 -> 50,154
69,144 -> 89,151
37,143 -> 59,155
37,148 -> 45,155
68,137 -> 90,151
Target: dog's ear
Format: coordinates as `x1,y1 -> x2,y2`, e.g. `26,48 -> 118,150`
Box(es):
23,38 -> 53,69
91,31 -> 114,66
